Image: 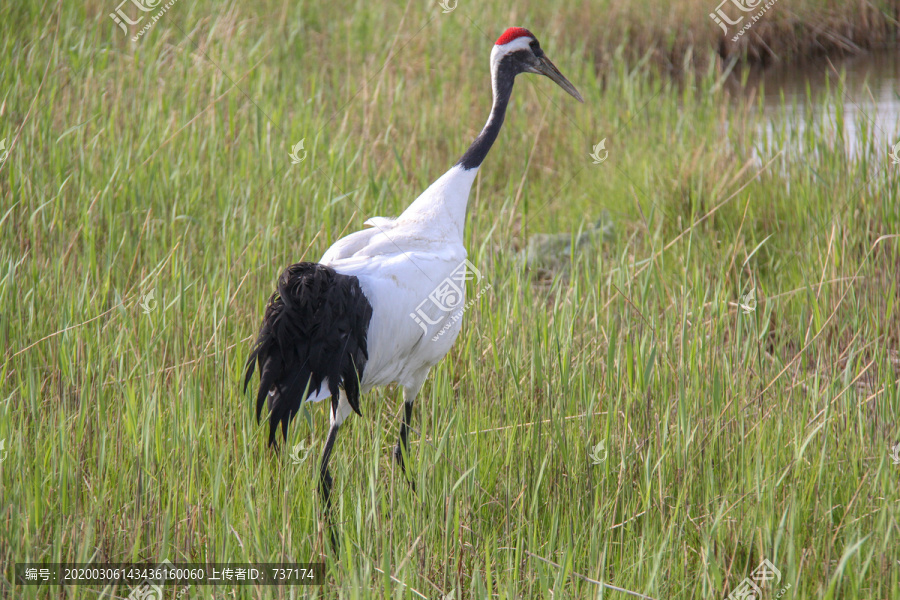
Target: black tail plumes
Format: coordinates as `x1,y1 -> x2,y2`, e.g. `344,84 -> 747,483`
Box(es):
244,262 -> 373,446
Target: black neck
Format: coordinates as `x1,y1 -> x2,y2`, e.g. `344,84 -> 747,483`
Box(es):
456,56 -> 517,171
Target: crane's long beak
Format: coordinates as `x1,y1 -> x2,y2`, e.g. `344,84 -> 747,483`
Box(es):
533,55 -> 584,103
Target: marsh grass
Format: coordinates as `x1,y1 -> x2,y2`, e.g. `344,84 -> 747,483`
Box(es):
1,0 -> 899,598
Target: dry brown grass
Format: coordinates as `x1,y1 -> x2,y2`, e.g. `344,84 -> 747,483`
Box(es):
550,0 -> 899,71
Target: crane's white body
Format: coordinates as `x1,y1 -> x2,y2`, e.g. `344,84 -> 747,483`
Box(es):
306,165 -> 479,422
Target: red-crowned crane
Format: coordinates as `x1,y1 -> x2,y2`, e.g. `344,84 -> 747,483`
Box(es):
245,27 -> 583,514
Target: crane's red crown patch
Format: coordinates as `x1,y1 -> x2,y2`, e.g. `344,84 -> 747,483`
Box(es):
495,27 -> 534,46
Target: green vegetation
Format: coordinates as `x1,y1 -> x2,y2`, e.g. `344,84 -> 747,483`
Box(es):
1,0 -> 898,598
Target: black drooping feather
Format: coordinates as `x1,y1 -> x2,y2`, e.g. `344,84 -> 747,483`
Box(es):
244,262 -> 373,446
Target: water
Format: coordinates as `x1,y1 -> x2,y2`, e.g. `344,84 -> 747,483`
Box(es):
726,49 -> 900,161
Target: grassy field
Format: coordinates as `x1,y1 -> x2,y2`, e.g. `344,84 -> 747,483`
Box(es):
2,0 -> 900,598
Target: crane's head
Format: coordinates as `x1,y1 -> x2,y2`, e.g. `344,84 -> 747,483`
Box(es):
491,27 -> 583,102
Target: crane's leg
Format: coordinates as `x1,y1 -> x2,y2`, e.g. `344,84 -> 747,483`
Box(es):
320,391 -> 353,550
394,370 -> 429,487
319,423 -> 339,513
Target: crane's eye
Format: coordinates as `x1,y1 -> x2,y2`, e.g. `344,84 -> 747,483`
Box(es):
529,40 -> 543,56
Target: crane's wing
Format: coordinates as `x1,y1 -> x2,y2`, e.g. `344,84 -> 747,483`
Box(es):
244,263 -> 373,445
